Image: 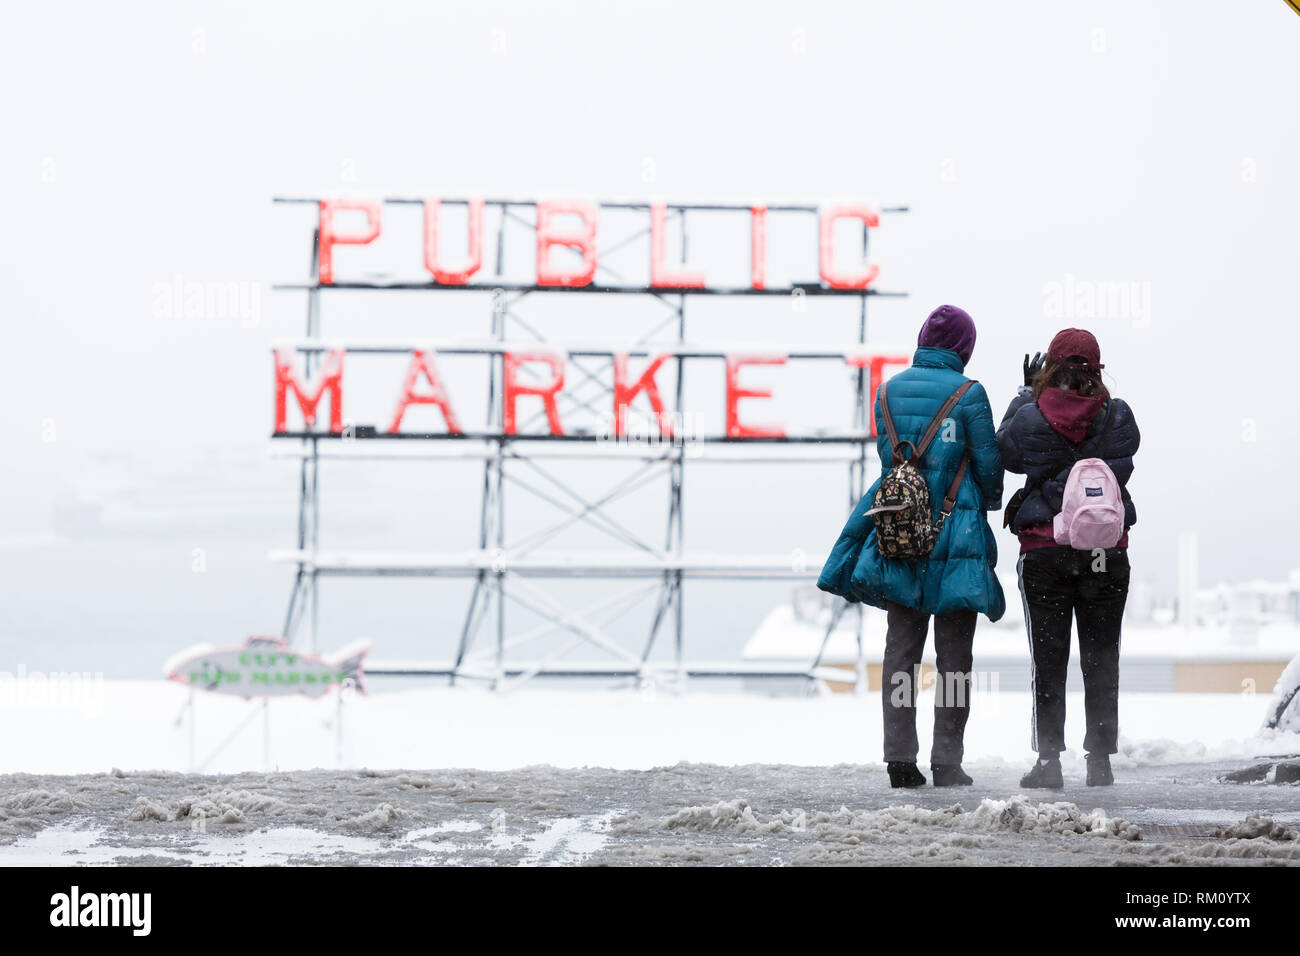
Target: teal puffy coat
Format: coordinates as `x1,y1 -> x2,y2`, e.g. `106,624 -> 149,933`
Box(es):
817,346 -> 1006,620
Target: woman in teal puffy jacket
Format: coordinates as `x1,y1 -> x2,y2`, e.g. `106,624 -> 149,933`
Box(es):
817,305 -> 1004,789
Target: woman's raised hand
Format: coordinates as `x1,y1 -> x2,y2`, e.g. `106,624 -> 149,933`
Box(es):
1023,351 -> 1045,387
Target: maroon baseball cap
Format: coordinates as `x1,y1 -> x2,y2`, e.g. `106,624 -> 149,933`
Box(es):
1046,328 -> 1103,369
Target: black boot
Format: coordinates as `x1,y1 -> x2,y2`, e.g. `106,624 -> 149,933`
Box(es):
887,762 -> 927,788
1019,756 -> 1064,789
932,764 -> 973,787
1086,753 -> 1114,787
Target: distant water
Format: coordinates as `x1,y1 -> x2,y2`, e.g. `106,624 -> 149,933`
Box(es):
0,535 -> 796,679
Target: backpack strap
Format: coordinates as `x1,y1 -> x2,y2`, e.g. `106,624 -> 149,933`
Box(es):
879,380 -> 976,466
878,379 -> 976,526
1060,400 -> 1116,470
926,381 -> 975,522
1092,400 -> 1116,460
877,381 -> 909,465
937,452 -> 970,525
913,381 -> 976,460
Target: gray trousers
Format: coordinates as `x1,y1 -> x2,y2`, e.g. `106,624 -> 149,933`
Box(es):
882,601 -> 977,765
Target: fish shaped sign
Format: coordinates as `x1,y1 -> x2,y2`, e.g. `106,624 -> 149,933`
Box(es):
165,636 -> 370,698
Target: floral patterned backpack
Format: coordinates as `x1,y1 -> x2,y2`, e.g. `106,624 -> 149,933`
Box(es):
866,380 -> 974,559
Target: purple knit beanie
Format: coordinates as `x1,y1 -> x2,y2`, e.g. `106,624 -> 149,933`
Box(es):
917,304 -> 976,366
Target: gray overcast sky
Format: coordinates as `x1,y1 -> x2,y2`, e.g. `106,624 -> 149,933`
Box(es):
2,1 -> 1298,675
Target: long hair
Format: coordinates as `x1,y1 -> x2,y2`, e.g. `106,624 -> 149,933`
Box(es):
1031,360 -> 1110,401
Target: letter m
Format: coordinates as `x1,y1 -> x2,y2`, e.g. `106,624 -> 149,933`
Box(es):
101,894 -> 129,927
274,349 -> 344,433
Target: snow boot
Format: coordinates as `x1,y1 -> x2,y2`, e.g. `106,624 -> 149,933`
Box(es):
931,764 -> 973,787
887,762 -> 927,788
1086,753 -> 1114,787
1019,756 -> 1064,789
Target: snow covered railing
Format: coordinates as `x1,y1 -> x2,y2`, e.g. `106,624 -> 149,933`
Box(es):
272,338 -> 912,359
269,549 -> 823,579
268,444 -> 875,464
366,659 -> 854,683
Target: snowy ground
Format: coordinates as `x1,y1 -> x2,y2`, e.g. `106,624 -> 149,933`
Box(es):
1,761 -> 1298,866
0,681 -> 1298,865
4,680 -> 1299,774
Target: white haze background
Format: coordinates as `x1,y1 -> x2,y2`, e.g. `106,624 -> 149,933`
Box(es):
2,1 -> 1298,676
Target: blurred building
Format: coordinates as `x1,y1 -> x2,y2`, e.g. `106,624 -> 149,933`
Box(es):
741,566 -> 1300,696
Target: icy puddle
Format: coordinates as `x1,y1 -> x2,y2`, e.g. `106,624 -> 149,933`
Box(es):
1123,808 -> 1300,828
515,813 -> 616,865
407,813 -> 616,865
0,825 -> 386,866
0,814 -> 617,867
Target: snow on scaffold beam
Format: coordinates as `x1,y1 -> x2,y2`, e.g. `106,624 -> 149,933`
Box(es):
268,550 -> 823,579
363,660 -> 855,683
268,444 -> 875,463
273,339 -> 911,358
274,281 -> 908,296
272,432 -> 876,443
273,196 -> 911,213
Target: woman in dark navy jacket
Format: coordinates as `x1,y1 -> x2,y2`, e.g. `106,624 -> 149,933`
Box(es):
997,328 -> 1139,788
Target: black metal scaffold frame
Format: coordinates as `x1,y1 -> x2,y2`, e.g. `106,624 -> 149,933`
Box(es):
270,197 -> 908,691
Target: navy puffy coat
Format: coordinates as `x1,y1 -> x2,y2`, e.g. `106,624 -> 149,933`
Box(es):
996,388 -> 1140,532
817,347 -> 1006,621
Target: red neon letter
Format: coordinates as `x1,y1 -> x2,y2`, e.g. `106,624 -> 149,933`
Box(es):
536,201 -> 597,287
751,204 -> 767,290
318,199 -> 382,285
423,199 -> 484,285
613,353 -> 674,438
274,349 -> 344,433
388,350 -> 463,434
725,355 -> 787,439
818,204 -> 880,290
650,203 -> 706,288
503,350 -> 566,435
845,352 -> 911,436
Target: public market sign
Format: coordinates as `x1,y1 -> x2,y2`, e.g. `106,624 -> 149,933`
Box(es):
273,196 -> 908,440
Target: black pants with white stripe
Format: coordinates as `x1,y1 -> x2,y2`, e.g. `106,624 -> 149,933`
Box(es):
1018,547 -> 1130,757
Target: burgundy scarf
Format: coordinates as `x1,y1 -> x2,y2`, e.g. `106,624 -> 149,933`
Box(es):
1037,388 -> 1104,443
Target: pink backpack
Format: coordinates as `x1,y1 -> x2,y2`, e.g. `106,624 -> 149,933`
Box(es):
1053,457 -> 1124,549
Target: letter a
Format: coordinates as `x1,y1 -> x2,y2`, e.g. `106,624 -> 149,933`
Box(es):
388,350 -> 463,434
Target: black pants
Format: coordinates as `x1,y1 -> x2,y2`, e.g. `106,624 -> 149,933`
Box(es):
1018,547 -> 1130,757
881,602 -> 976,765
